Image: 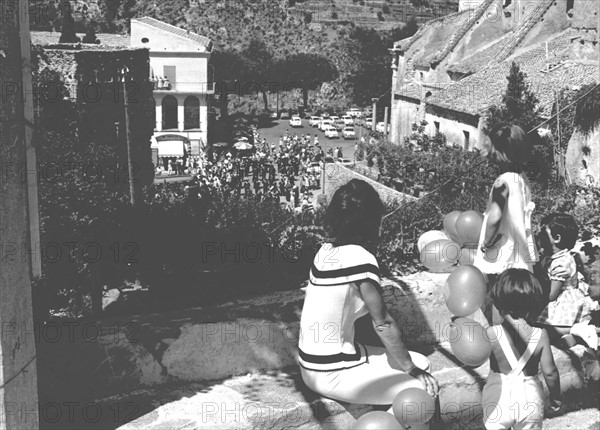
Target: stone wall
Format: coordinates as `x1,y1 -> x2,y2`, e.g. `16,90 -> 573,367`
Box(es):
566,125 -> 600,186
322,162 -> 417,204
572,0 -> 599,29
31,44 -> 155,188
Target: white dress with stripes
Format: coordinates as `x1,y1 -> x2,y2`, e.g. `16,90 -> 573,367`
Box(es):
298,243 -> 430,406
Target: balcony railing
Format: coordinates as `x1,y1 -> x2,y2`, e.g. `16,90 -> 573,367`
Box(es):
150,79 -> 215,93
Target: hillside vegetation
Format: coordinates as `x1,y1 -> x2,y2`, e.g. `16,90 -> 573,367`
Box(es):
30,0 -> 457,110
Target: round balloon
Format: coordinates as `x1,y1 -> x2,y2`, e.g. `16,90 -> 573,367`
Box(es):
458,245 -> 478,266
443,211 -> 462,243
455,211 -> 484,247
352,411 -> 405,429
392,387 -> 435,425
419,239 -> 460,273
417,230 -> 449,253
444,265 -> 487,317
448,317 -> 491,367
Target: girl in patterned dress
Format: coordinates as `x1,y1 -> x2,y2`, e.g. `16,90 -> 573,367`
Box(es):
536,213 -> 598,350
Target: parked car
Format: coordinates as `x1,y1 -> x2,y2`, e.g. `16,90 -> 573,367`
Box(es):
324,156 -> 335,163
309,116 -> 321,127
334,119 -> 346,131
324,126 -> 339,139
364,119 -> 373,129
269,111 -> 279,119
280,111 -> 290,119
338,157 -> 354,165
342,127 -> 356,139
319,119 -> 333,131
342,115 -> 354,126
289,116 -> 302,127
376,122 -> 390,133
329,116 -> 340,123
320,113 -> 330,120
346,108 -> 362,118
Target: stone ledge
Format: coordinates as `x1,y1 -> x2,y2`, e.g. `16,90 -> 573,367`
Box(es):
108,345 -> 596,430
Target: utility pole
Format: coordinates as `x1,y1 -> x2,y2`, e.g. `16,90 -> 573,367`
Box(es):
20,0 -> 41,278
383,106 -> 389,140
0,0 -> 40,427
371,98 -> 377,132
121,67 -> 136,206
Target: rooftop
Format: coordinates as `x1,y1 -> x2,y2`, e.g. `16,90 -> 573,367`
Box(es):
427,28 -> 599,117
446,32 -> 515,76
133,17 -> 212,50
31,31 -> 130,47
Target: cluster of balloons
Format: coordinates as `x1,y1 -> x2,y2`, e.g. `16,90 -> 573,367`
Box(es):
442,255 -> 491,367
352,388 -> 435,430
417,210 -> 484,272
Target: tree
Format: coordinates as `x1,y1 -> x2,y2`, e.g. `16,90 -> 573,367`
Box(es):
390,16 -> 418,42
485,62 -> 552,182
82,26 -> 100,43
240,39 -> 275,111
484,62 -> 542,134
348,28 -> 391,108
276,53 -> 338,108
59,0 -> 80,43
211,50 -> 247,118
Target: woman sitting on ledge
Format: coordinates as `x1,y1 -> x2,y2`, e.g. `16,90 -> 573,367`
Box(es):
298,179 -> 439,420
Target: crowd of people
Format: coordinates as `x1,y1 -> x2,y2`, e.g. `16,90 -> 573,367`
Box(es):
169,129 -> 338,212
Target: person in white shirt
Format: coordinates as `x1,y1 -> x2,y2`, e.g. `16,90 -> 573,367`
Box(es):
299,179 -> 439,414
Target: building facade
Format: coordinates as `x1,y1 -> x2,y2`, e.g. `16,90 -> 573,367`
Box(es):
390,0 -> 598,151
129,17 -> 214,159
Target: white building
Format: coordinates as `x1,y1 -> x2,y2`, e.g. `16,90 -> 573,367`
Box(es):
130,17 -> 214,158
31,17 -> 214,164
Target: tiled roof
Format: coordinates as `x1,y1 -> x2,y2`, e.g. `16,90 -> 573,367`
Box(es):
31,31 -> 130,47
429,0 -> 497,67
411,11 -> 472,68
446,32 -> 514,75
394,9 -> 467,52
493,0 -> 554,62
133,17 -> 211,49
427,29 -> 599,117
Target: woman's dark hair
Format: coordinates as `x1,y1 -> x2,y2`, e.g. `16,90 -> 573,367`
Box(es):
324,179 -> 384,249
492,268 -> 547,321
488,124 -> 532,171
540,212 -> 579,250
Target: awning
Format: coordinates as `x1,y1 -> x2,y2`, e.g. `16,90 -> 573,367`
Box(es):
158,140 -> 185,157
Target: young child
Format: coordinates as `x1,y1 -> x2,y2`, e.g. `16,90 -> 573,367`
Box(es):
474,124 -> 539,326
535,213 -> 598,351
482,268 -> 561,430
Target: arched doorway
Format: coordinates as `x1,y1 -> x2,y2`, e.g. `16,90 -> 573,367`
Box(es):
184,96 -> 200,130
162,95 -> 177,130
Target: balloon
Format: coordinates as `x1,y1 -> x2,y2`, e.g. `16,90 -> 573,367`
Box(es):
448,317 -> 491,367
458,245 -> 477,266
455,210 -> 484,246
419,239 -> 460,273
392,387 -> 435,425
352,411 -> 405,429
443,211 -> 462,243
444,265 -> 487,317
417,230 -> 449,253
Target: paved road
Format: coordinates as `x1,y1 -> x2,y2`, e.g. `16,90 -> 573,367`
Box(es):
256,117 -> 363,159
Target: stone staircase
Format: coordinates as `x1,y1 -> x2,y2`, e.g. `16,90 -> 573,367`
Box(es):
494,0 -> 555,62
